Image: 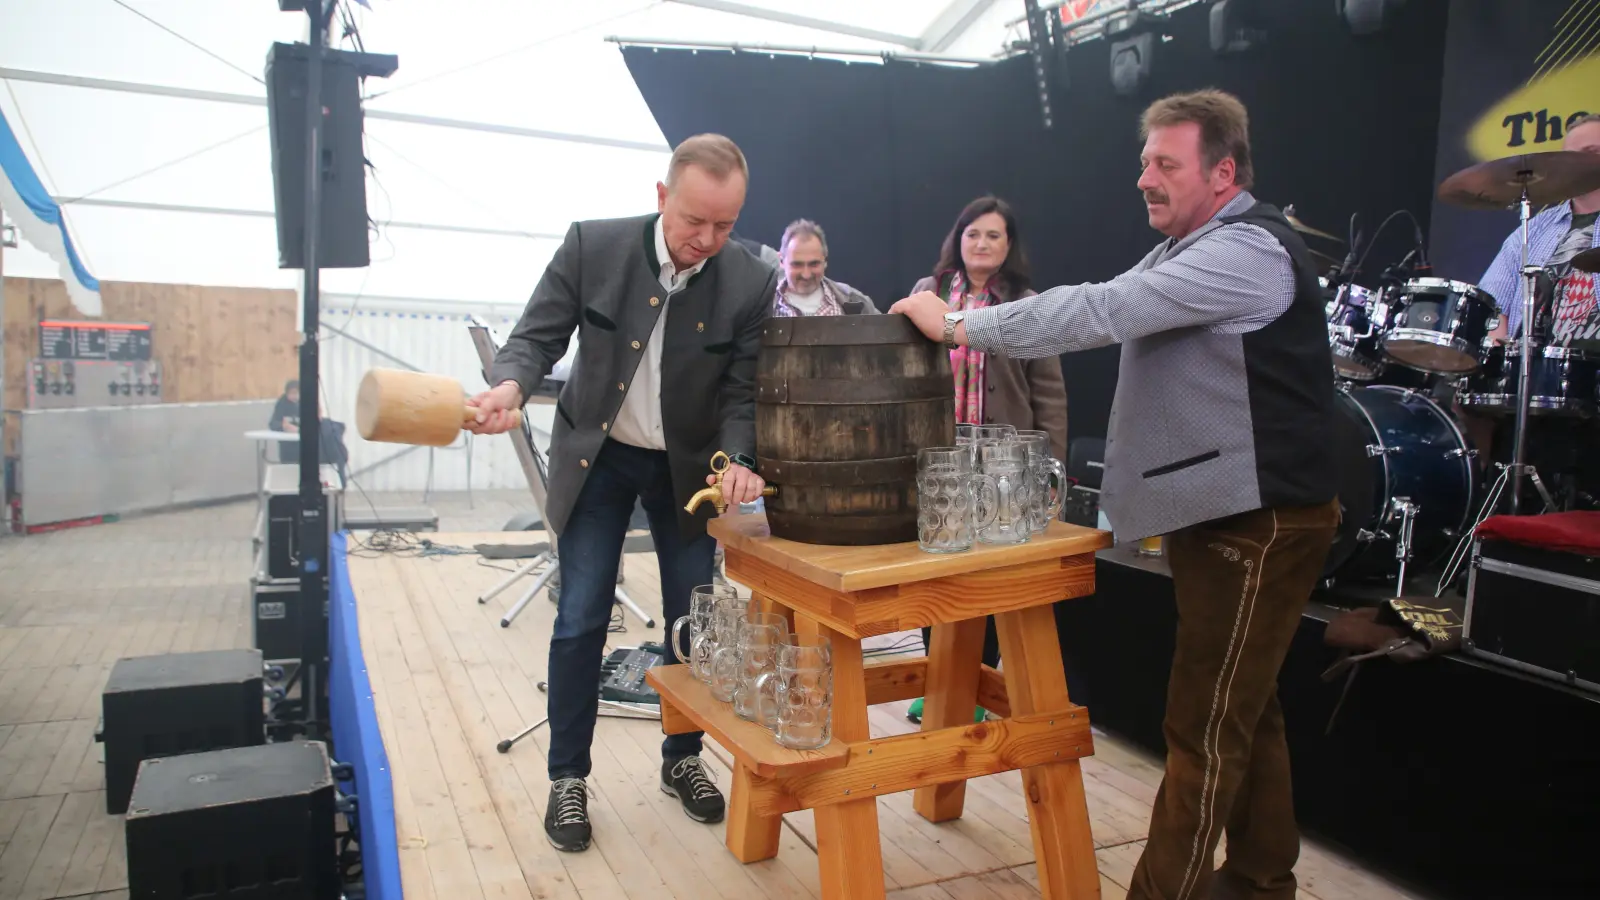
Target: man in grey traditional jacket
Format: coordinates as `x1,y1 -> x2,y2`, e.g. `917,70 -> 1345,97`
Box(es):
469,133 -> 775,854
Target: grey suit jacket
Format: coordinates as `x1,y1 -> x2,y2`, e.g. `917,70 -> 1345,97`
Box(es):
490,213 -> 781,540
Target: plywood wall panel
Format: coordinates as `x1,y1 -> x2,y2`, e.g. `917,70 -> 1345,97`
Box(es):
2,277 -> 299,413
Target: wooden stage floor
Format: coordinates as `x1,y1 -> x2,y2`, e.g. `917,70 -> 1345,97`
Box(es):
343,530 -> 1425,900
0,498 -> 1423,899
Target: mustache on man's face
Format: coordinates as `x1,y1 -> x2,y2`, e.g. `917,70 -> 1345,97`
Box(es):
1144,190 -> 1169,205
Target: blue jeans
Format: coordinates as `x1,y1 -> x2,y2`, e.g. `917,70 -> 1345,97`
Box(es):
546,439 -> 713,779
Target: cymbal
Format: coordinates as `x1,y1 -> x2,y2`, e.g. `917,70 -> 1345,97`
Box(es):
1437,150 -> 1600,209
1308,246 -> 1342,268
1573,246 -> 1600,274
1283,205 -> 1344,243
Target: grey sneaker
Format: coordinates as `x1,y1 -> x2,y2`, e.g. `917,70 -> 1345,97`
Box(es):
544,777 -> 592,852
661,756 -> 725,823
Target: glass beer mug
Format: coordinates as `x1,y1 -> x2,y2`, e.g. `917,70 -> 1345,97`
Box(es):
711,610 -> 787,719
916,447 -> 997,554
706,598 -> 754,701
1013,430 -> 1065,533
755,633 -> 834,749
671,584 -> 739,684
975,440 -> 1034,545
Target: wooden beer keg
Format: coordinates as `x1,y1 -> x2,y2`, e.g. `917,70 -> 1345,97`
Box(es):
756,314 -> 954,545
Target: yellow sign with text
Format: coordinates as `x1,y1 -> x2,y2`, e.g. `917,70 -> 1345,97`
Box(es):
1466,54 -> 1600,161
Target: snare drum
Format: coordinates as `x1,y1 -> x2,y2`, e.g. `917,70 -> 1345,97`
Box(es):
1382,278 -> 1497,374
1326,283 -> 1389,381
1458,342 -> 1598,417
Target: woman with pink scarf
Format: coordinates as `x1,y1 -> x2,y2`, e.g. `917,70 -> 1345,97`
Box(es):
905,195 -> 1069,723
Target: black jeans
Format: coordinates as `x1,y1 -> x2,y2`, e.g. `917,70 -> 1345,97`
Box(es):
545,440 -> 714,779
921,617 -> 1001,670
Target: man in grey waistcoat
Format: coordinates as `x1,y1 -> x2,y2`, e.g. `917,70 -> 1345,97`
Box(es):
894,90 -> 1340,900
469,133 -> 776,854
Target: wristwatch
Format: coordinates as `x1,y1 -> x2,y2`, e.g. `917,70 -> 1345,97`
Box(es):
942,311 -> 965,348
729,452 -> 759,473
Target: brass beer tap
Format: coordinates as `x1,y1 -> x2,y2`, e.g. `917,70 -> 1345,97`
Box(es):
684,450 -> 777,514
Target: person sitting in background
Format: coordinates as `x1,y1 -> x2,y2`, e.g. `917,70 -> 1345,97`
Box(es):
771,219 -> 879,316
906,195 -> 1069,724
269,379 -> 300,462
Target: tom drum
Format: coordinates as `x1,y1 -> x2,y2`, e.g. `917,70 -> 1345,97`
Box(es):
1382,278 -> 1497,374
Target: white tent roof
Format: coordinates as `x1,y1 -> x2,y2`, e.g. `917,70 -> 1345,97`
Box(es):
0,0 -> 1030,306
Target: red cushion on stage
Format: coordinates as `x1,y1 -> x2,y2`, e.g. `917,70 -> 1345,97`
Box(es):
1475,512 -> 1600,555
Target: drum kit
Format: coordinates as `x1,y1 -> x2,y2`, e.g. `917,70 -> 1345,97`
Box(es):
1309,149 -> 1600,594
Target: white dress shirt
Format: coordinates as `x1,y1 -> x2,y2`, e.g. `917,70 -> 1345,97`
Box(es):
608,216 -> 707,450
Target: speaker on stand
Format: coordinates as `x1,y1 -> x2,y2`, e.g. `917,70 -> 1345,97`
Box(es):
265,41 -> 396,271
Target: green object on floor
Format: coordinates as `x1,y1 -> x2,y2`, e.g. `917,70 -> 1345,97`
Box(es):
905,697 -> 986,723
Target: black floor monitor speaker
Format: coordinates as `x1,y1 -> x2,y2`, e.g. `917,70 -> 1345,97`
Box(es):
126,740 -> 338,899
100,650 -> 266,814
266,41 -> 371,270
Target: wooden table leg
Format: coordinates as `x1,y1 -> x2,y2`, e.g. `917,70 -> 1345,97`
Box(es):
751,591 -> 795,633
796,613 -> 886,900
913,617 -> 987,822
725,591 -> 792,863
725,764 -> 782,862
995,604 -> 1100,899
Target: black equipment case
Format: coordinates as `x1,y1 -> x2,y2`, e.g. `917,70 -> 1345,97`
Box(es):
1464,538 -> 1600,694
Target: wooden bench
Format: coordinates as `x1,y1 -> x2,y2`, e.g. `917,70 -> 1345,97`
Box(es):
647,513 -> 1112,900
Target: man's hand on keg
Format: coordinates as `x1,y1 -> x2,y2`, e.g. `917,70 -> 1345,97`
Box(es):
467,381 -> 523,435
890,291 -> 960,345
714,461 -> 766,505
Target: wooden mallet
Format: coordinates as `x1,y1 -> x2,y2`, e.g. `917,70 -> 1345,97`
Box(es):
356,368 -> 521,446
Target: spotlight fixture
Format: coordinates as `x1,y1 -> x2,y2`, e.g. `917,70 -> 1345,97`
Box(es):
1106,7 -> 1167,97
1337,0 -> 1406,35
1209,0 -> 1266,55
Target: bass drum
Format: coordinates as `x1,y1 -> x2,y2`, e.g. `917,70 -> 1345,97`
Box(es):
1324,385 -> 1477,582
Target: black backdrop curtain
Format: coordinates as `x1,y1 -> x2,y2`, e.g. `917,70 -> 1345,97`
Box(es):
623,0 -> 1450,442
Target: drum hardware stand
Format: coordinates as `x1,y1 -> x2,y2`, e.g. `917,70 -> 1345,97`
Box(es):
1352,496 -> 1422,597
1435,461 -> 1557,596
466,319 -> 657,631
1433,178 -> 1554,592
1389,498 -> 1418,597
1509,181 -> 1543,516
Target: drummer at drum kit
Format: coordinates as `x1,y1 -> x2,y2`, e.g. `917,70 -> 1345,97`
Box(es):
1322,115 -> 1600,494
1477,114 -> 1600,354
1304,118 -> 1600,598
1455,114 -> 1600,495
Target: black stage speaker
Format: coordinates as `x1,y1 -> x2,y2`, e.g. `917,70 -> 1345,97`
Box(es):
265,41 -> 371,270
126,741 -> 338,899
100,650 -> 265,814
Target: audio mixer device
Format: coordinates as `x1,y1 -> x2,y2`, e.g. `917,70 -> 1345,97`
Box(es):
600,643 -> 666,705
